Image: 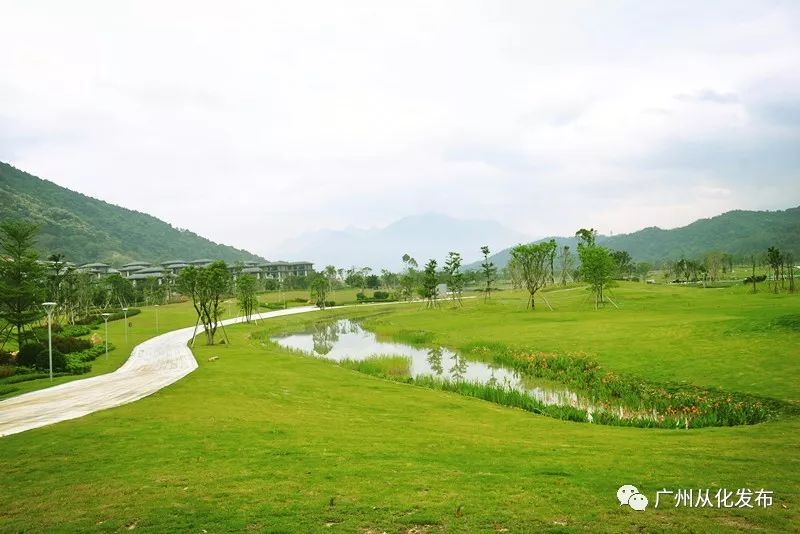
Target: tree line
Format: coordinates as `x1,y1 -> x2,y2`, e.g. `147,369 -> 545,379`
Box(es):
3,218 -> 794,351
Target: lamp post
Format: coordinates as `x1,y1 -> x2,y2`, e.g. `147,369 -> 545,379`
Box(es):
42,302 -> 56,381
155,304 -> 159,334
101,313 -> 111,359
122,307 -> 129,344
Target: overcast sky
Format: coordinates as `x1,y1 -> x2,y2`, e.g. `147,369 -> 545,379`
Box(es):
2,1 -> 799,257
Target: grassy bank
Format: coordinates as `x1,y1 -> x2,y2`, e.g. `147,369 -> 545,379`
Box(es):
0,283 -> 797,531
0,301 -> 200,400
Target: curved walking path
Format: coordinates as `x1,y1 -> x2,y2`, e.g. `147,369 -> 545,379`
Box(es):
0,306 -> 318,437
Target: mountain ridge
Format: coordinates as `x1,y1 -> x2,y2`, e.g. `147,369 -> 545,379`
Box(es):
273,212 -> 533,270
0,161 -> 265,265
466,206 -> 800,270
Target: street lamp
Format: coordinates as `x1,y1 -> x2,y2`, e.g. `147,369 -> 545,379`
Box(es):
42,302 -> 56,381
101,313 -> 111,359
154,304 -> 159,334
122,307 -> 129,344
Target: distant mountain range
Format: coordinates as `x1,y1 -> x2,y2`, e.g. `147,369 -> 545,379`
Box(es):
466,207 -> 800,270
272,213 -> 532,271
3,160 -> 797,273
0,162 -> 264,265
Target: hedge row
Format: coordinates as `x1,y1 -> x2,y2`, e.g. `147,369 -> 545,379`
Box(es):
75,308 -> 141,325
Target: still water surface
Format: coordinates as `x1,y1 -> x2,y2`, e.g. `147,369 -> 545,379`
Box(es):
271,319 -> 612,415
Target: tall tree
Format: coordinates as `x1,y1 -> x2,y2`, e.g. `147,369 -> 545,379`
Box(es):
704,251 -> 724,283
767,246 -> 783,293
344,267 -> 364,289
610,250 -> 633,280
509,240 -> 556,310
480,245 -> 497,301
557,245 -> 573,286
576,228 -> 597,247
44,253 -> 74,322
399,254 -> 419,301
635,262 -> 652,282
309,275 -> 329,309
506,260 -> 523,290
106,274 -> 135,308
236,274 -> 259,322
379,269 -> 398,289
443,251 -> 464,307
177,261 -> 231,345
360,267 -> 373,292
576,228 -> 615,309
0,221 -> 45,348
323,265 -> 338,300
419,259 -> 439,309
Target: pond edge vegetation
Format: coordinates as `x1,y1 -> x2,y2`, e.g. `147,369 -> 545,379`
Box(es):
252,314 -> 799,430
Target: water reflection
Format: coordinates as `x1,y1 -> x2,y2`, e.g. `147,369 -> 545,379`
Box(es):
426,347 -> 444,376
311,322 -> 339,355
272,319 -> 603,413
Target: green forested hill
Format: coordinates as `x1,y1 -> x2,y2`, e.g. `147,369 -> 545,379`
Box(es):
0,162 -> 264,265
468,206 -> 800,270
601,207 -> 800,263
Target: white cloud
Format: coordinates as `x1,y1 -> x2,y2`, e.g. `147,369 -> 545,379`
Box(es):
1,0 -> 798,257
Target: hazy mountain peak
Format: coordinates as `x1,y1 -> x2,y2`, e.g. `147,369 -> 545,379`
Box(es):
273,213 -> 532,270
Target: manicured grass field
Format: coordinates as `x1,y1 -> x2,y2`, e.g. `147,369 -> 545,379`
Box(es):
1,288 -> 374,400
0,302 -> 199,400
0,283 -> 797,532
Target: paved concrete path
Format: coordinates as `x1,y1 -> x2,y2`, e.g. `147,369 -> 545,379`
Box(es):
0,306 -> 318,437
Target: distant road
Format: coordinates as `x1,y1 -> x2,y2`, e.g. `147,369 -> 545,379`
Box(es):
0,306 -> 319,437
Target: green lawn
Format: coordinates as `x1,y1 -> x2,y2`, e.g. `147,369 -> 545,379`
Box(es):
1,288 -> 380,401
0,301 -> 199,400
0,283 -> 798,532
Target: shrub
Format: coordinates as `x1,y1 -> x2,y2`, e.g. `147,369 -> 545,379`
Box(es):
75,308 -> 141,325
341,355 -> 411,378
1,372 -> 68,384
0,365 -> 14,378
31,324 -> 63,339
465,343 -> 792,428
71,344 -> 111,363
774,314 -> 800,331
52,335 -> 92,354
35,348 -> 67,372
65,354 -> 92,374
0,351 -> 13,365
357,291 -> 397,303
17,343 -> 45,368
60,324 -> 92,337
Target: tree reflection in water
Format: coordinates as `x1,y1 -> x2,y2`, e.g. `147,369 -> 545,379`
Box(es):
311,321 -> 341,355
426,347 -> 444,376
449,352 -> 468,381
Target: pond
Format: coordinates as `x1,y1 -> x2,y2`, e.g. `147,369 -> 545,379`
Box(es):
271,319 -> 634,420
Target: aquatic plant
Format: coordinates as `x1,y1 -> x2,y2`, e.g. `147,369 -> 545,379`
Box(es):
462,342 -> 794,427
340,355 -> 412,379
